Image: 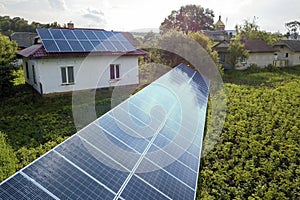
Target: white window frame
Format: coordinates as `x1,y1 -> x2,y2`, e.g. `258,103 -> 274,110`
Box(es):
110,64 -> 120,80
61,66 -> 75,85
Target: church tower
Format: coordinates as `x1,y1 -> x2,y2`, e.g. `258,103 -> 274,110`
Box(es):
215,15 -> 225,30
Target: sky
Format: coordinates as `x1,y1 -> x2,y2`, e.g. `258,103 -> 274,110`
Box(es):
0,0 -> 299,33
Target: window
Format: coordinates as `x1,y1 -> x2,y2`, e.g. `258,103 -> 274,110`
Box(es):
285,53 -> 289,58
25,62 -> 29,79
61,66 -> 74,84
110,64 -> 120,80
32,65 -> 36,84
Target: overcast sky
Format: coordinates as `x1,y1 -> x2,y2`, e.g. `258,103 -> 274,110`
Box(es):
0,0 -> 299,33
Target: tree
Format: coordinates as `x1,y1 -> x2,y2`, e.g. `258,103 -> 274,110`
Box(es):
228,41 -> 249,69
0,33 -> 18,97
285,20 -> 300,39
188,32 -> 222,72
235,19 -> 282,45
160,5 -> 214,34
0,131 -> 18,182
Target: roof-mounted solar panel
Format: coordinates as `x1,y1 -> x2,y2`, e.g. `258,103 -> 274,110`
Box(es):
36,29 -> 136,53
0,63 -> 210,200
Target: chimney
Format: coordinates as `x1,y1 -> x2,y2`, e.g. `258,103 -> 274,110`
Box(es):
67,22 -> 74,29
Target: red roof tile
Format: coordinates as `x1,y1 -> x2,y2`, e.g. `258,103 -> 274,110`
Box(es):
17,44 -> 147,58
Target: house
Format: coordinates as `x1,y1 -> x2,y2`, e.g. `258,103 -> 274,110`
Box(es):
10,32 -> 38,49
273,40 -> 300,67
213,39 -> 276,69
17,27 -> 146,94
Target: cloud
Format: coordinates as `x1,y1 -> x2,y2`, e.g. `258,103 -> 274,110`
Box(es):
81,7 -> 106,27
82,8 -> 104,21
48,0 -> 67,10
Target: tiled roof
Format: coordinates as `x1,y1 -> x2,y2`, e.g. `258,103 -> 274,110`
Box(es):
213,39 -> 275,53
17,44 -> 147,58
274,40 -> 300,52
243,39 -> 275,53
10,32 -> 38,48
121,32 -> 140,47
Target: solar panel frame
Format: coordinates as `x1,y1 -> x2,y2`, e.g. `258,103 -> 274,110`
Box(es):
37,28 -> 136,53
0,64 -> 210,200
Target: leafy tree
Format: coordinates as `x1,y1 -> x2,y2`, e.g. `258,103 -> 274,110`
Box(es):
228,41 -> 249,69
235,19 -> 282,45
0,33 -> 18,97
0,131 -> 18,182
0,15 -> 62,36
188,32 -> 221,71
160,5 -> 214,34
285,20 -> 300,39
143,31 -> 156,43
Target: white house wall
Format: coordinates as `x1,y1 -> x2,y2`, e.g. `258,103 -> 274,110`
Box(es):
275,46 -> 300,66
246,52 -> 275,67
23,58 -> 41,93
27,56 -> 139,94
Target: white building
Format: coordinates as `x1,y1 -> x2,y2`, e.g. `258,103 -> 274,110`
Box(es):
273,40 -> 300,67
17,28 -> 146,94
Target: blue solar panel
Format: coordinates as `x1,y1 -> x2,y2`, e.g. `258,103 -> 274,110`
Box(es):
36,29 -> 136,53
42,40 -> 59,52
0,64 -> 210,200
56,40 -> 72,51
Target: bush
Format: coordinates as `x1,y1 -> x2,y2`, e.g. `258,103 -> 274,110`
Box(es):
0,131 -> 18,182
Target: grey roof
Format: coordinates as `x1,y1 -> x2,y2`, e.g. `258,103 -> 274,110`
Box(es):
10,32 -> 38,48
243,39 -> 275,53
201,30 -> 228,41
121,32 -> 140,47
274,40 -> 300,52
213,39 -> 275,53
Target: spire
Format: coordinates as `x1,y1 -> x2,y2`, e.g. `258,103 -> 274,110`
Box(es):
215,15 -> 225,30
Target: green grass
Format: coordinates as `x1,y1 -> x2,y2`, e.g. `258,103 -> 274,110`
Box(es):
1,66 -> 300,198
0,73 -> 113,172
223,65 -> 300,87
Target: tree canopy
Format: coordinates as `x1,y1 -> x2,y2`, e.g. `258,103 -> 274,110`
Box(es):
0,33 -> 18,97
228,41 -> 249,69
285,20 -> 300,39
0,16 -> 62,36
160,5 -> 215,34
235,19 -> 282,45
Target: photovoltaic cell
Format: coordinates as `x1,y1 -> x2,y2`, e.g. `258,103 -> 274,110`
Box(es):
36,28 -> 136,53
0,64 -> 210,200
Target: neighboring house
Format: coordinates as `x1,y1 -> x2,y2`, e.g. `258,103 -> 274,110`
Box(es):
17,28 -> 146,95
10,32 -> 38,49
121,32 -> 140,47
214,39 -> 276,69
273,40 -> 300,67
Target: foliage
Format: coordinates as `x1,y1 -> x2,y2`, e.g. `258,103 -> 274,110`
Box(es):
0,131 -> 18,182
0,15 -> 62,36
285,20 -> 300,39
235,19 -> 282,45
188,32 -> 222,73
198,66 -> 300,199
227,41 -> 249,69
0,33 -> 18,97
160,4 -> 214,34
142,31 -> 222,74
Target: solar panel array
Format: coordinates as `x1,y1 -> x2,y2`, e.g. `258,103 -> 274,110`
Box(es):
36,28 -> 136,53
0,63 -> 210,200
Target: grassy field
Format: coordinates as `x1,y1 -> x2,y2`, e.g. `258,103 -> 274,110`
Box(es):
1,66 -> 299,199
